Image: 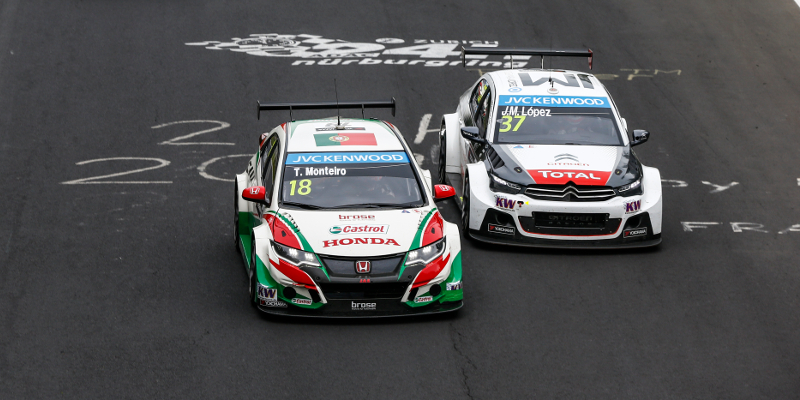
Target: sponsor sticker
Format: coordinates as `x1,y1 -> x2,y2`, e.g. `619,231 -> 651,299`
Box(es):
532,170 -> 610,185
351,301 -> 377,311
623,227 -> 647,238
508,87 -> 522,92
488,224 -> 515,235
260,299 -> 288,308
315,127 -> 365,131
446,281 -> 463,291
329,224 -> 389,235
323,237 -> 401,248
314,133 -> 377,146
339,214 -> 375,220
495,196 -> 526,210
624,200 -> 641,214
498,95 -> 610,108
414,296 -> 433,303
292,298 -> 313,305
257,285 -> 278,300
286,152 -> 410,165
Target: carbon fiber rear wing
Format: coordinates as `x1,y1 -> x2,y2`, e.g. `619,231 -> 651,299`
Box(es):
461,47 -> 593,69
257,98 -> 396,120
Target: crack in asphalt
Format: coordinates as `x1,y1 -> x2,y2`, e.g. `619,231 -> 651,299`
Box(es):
450,323 -> 476,400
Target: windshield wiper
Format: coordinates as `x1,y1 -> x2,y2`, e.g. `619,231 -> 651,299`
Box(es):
328,202 -> 421,209
281,201 -> 324,210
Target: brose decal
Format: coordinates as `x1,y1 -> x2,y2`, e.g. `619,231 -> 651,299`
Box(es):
352,301 -> 377,311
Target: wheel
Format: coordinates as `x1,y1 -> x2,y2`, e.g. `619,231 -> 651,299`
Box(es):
234,182 -> 241,254
437,123 -> 447,184
461,176 -> 471,232
248,238 -> 258,307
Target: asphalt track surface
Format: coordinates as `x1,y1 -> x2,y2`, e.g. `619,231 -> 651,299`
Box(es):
2,1 -> 800,399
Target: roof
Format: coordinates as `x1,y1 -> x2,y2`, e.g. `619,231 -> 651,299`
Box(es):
487,69 -> 608,99
285,118 -> 405,152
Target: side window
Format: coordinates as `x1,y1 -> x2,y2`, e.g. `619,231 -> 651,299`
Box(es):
474,87 -> 492,138
469,79 -> 489,119
262,137 -> 281,198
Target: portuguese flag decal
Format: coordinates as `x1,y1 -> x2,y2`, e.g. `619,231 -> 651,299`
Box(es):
314,133 -> 377,147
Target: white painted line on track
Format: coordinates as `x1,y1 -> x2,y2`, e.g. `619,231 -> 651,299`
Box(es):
198,154 -> 250,182
414,114 -> 438,144
701,181 -> 738,193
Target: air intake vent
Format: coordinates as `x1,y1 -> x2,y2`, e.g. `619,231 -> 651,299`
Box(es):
525,184 -> 616,202
486,146 -> 505,169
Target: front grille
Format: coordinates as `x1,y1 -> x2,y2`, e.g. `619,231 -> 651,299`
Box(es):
525,184 -> 616,202
317,282 -> 408,300
319,254 -> 404,277
519,212 -> 621,236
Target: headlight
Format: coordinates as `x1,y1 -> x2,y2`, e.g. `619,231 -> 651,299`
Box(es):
616,179 -> 643,196
271,241 -> 321,268
489,172 -> 522,194
405,238 -> 446,267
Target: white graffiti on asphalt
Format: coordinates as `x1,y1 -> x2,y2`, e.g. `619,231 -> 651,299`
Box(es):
186,33 -> 508,67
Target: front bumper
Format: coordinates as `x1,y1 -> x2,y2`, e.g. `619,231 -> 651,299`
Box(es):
470,207 -> 661,249
256,298 -> 463,318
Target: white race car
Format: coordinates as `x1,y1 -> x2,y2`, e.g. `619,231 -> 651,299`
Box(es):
235,99 -> 463,317
439,48 -> 662,248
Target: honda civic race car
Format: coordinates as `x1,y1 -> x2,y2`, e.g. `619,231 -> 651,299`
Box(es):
438,48 -> 662,248
234,99 -> 463,317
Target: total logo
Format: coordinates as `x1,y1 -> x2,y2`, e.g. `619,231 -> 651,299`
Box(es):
538,170 -> 601,180
624,200 -> 641,214
329,224 -> 389,235
292,298 -> 312,305
323,237 -> 401,248
339,214 -> 375,221
352,301 -> 377,311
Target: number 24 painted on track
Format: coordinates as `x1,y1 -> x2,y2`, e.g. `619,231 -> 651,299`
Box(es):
499,116 -> 526,132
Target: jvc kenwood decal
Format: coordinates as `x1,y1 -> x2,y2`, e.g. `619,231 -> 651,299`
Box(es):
186,34 -> 523,68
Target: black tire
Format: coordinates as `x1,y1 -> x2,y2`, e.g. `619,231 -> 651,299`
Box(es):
438,123 -> 447,184
234,182 -> 241,254
248,238 -> 258,308
461,176 -> 471,234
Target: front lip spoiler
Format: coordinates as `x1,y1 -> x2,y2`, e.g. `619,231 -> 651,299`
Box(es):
468,229 -> 661,249
256,299 -> 463,318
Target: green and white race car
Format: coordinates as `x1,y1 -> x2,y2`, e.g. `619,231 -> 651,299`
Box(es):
234,99 -> 463,317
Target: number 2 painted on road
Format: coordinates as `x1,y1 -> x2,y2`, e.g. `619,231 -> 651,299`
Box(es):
152,120 -> 234,145
61,157 -> 172,184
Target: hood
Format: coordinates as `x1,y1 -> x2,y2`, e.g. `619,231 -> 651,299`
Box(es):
496,144 -> 624,186
272,207 -> 442,257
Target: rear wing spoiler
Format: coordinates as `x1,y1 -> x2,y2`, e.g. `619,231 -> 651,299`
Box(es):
461,47 -> 593,69
257,98 -> 396,120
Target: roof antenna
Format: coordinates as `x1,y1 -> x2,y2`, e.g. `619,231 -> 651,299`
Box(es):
334,79 -> 344,129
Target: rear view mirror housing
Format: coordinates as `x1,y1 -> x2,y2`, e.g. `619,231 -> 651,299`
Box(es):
460,126 -> 485,143
631,129 -> 650,146
242,186 -> 270,206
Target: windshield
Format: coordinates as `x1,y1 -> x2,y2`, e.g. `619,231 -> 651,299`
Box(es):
494,95 -> 623,146
281,151 -> 425,209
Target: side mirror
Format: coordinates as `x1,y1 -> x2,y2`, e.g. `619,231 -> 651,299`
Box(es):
631,129 -> 650,146
242,186 -> 269,206
433,185 -> 456,201
460,126 -> 484,143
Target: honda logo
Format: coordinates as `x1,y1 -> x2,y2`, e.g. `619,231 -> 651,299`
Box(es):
355,261 -> 371,274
